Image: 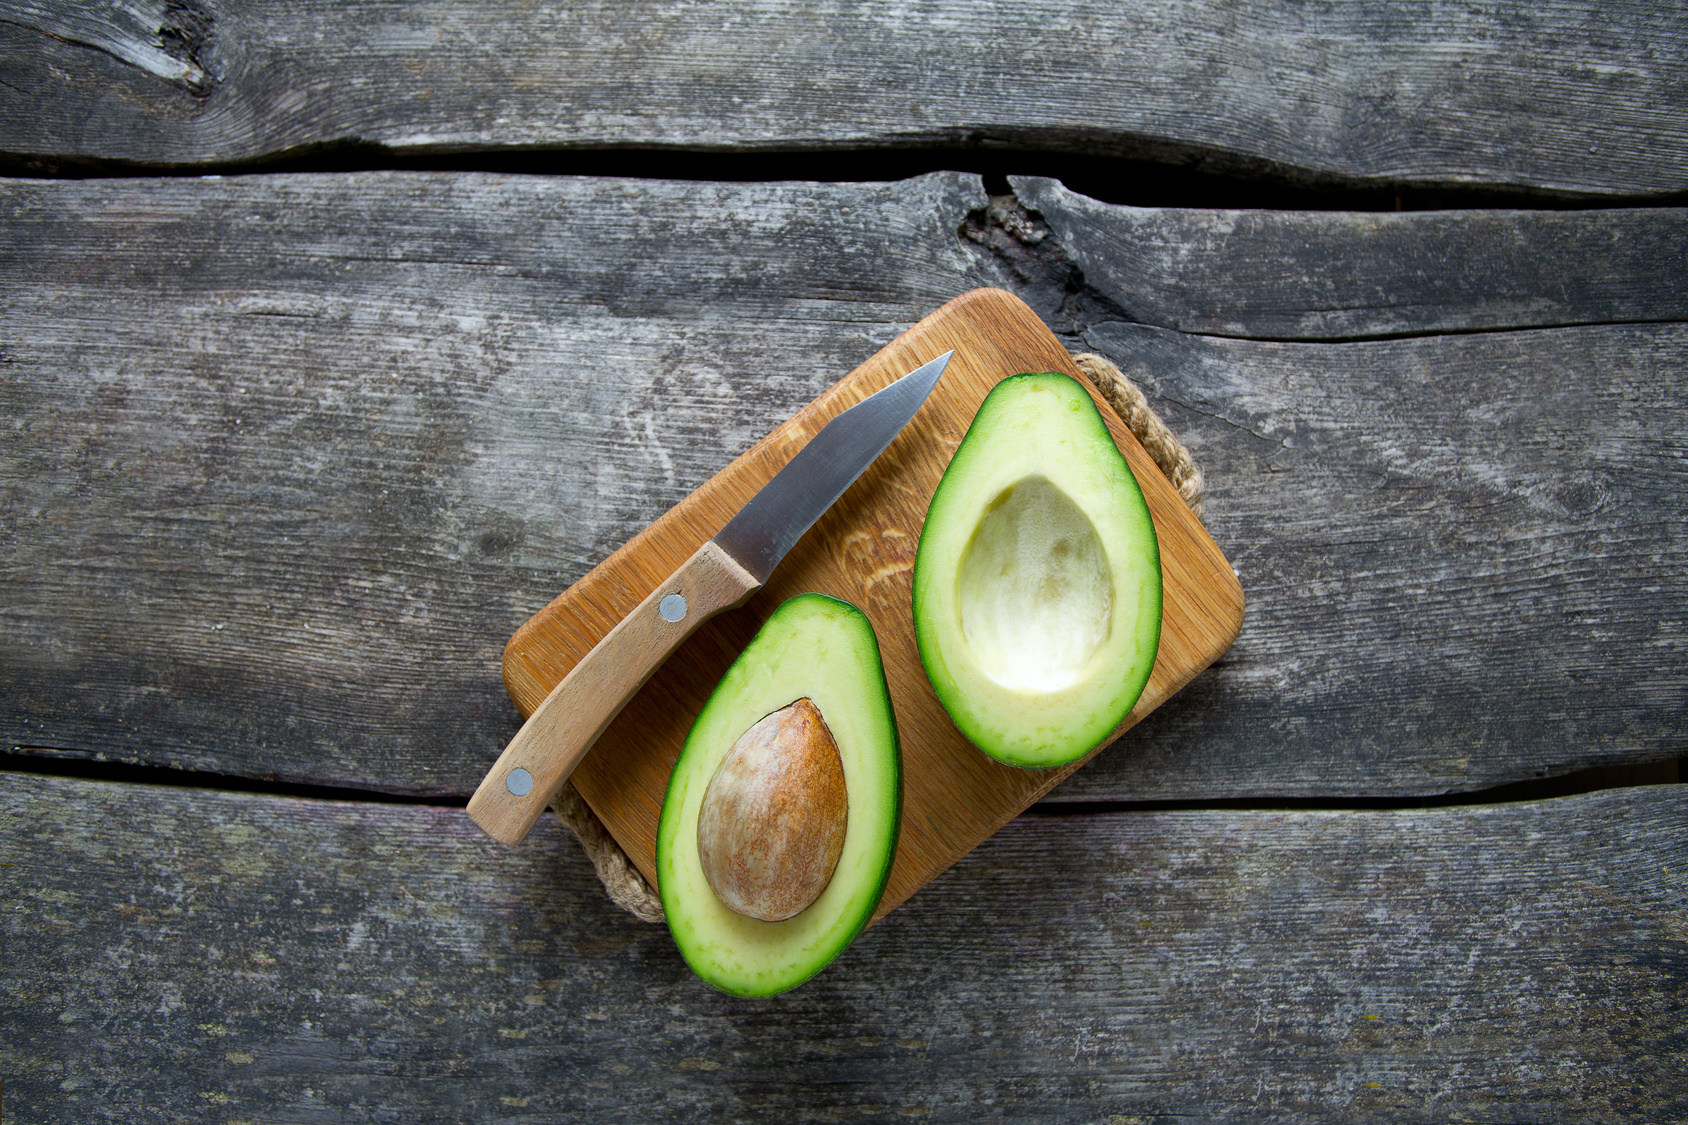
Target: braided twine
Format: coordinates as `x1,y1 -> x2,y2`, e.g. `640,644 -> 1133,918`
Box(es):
550,351 -> 1205,921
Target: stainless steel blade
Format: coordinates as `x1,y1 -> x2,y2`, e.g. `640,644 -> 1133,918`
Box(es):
713,350 -> 953,583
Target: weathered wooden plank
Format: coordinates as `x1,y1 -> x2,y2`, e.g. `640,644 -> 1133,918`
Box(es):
2,1 -> 1686,195
1060,319 -> 1688,800
0,171 -> 1003,796
2,774 -> 1682,1122
1011,176 -> 1688,340
3,172 -> 1683,801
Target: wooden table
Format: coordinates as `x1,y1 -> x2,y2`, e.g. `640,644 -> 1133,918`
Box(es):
2,2 -> 1684,1120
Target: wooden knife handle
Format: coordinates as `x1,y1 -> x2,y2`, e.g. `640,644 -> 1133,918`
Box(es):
468,540 -> 761,845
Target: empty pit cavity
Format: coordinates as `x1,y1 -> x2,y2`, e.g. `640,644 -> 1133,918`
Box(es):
956,476 -> 1113,692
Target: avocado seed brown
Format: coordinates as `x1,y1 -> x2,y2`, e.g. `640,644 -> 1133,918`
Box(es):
696,698 -> 848,922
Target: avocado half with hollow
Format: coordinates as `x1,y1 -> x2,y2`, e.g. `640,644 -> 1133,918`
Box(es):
913,372 -> 1162,768
657,593 -> 900,997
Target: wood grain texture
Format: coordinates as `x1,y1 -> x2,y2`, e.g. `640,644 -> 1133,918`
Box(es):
2,1 -> 1687,195
1,172 -> 1681,804
3,772 -> 1683,1122
500,288 -> 1243,916
0,171 -> 1000,794
1012,176 -> 1688,340
1060,319 -> 1688,801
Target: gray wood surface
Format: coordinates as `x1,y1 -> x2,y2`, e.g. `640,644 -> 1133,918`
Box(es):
3,172 -> 1683,802
3,773 -> 1682,1122
2,1 -> 1686,195
5,3 -> 1685,1116
1012,176 -> 1688,339
0,171 -> 997,796
1062,318 -> 1688,801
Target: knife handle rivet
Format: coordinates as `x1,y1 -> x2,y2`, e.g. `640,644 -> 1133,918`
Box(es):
505,767 -> 534,797
659,593 -> 687,622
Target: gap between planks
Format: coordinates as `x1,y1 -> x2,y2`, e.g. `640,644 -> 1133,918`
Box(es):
3,747 -> 1678,813
9,148 -> 1688,213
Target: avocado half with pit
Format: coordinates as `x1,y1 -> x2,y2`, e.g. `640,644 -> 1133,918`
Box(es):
657,593 -> 900,997
913,371 -> 1162,768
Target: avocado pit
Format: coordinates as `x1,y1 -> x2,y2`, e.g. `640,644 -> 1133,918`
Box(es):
696,697 -> 848,922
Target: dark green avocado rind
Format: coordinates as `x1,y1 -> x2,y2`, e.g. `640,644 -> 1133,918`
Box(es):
657,593 -> 901,998
912,371 -> 1162,768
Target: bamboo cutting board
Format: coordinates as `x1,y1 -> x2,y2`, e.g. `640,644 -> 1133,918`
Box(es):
503,288 -> 1244,921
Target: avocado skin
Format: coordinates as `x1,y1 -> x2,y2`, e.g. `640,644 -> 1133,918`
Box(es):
912,372 -> 1163,769
657,593 -> 901,998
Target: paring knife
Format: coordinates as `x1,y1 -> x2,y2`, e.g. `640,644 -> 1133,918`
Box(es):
468,350 -> 954,845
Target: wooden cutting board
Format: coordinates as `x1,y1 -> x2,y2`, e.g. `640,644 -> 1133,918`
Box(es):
503,287 -> 1244,921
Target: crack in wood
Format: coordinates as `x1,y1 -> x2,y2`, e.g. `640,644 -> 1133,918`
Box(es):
6,742 -> 1678,813
957,188 -> 1141,339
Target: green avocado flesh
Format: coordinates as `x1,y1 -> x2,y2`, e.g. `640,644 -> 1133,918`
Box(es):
913,372 -> 1162,769
657,593 -> 901,997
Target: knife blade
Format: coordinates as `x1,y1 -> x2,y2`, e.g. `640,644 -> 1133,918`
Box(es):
468,349 -> 953,845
